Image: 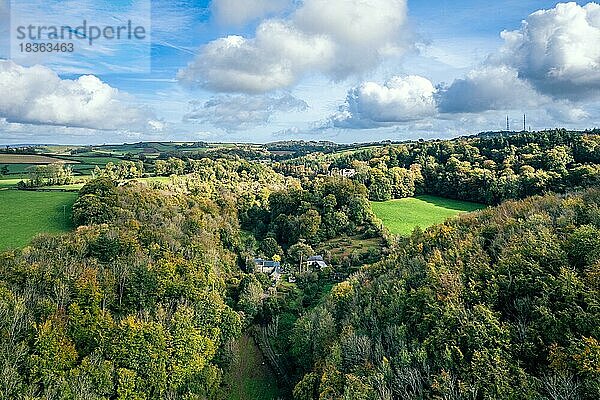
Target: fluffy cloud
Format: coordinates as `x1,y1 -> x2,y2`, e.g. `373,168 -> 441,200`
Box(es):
331,76 -> 437,128
437,66 -> 542,113
546,102 -> 590,122
0,61 -> 158,131
330,66 -> 591,129
0,118 -> 155,144
435,3 -> 600,116
179,0 -> 409,93
178,22 -> 335,93
184,93 -> 308,131
211,0 -> 291,26
433,3 -> 600,117
292,0 -> 408,78
498,2 -> 600,99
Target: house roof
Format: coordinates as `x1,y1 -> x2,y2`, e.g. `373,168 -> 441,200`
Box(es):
307,255 -> 324,261
253,258 -> 281,268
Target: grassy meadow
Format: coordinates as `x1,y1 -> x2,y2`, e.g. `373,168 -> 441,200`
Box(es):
225,334 -> 282,400
0,190 -> 77,251
372,195 -> 485,236
0,178 -> 22,189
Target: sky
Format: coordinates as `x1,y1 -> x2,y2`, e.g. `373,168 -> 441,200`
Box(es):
0,0 -> 599,144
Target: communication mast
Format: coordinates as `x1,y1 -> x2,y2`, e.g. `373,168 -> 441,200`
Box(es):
506,116 -> 510,131
523,114 -> 526,131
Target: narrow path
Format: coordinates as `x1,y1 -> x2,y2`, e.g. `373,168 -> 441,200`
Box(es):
251,325 -> 292,388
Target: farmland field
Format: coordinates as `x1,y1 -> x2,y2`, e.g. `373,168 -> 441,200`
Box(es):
371,195 -> 485,236
0,163 -> 33,175
0,190 -> 77,251
0,154 -> 78,164
55,155 -> 122,165
52,155 -> 125,175
0,178 -> 22,189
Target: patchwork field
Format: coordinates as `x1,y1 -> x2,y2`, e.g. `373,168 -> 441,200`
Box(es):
371,195 -> 485,236
0,190 -> 78,251
0,154 -> 78,164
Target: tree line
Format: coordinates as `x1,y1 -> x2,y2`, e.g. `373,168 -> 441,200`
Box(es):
278,129 -> 600,204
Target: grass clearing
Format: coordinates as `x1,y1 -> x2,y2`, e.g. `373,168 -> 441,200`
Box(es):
372,195 -> 485,236
0,190 -> 77,251
318,234 -> 385,260
225,334 -> 282,400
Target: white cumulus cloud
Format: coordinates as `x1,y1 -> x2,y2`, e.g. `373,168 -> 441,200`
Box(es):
498,2 -> 600,99
432,3 -> 600,119
292,0 -> 408,79
331,75 -> 437,128
179,0 -> 410,93
0,61 -> 158,131
437,66 -> 543,113
328,66 -> 592,129
184,93 -> 308,131
546,102 -> 590,122
178,21 -> 335,93
211,0 -> 292,26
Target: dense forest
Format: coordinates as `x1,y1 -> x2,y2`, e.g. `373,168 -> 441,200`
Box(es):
1,130 -> 600,399
0,156 -> 381,398
287,189 -> 600,399
279,129 -> 600,204
0,178 -> 243,398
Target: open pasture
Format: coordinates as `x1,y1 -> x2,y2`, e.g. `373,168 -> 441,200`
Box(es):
371,195 -> 485,236
0,190 -> 77,251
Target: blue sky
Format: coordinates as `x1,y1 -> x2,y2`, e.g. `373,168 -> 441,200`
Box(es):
0,0 -> 599,144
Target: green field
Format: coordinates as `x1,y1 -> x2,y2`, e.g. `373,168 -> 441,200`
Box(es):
0,191 -> 77,251
0,178 -> 22,189
0,154 -> 75,164
225,334 -> 281,400
0,163 -> 33,175
56,155 -> 122,165
372,195 -> 485,236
